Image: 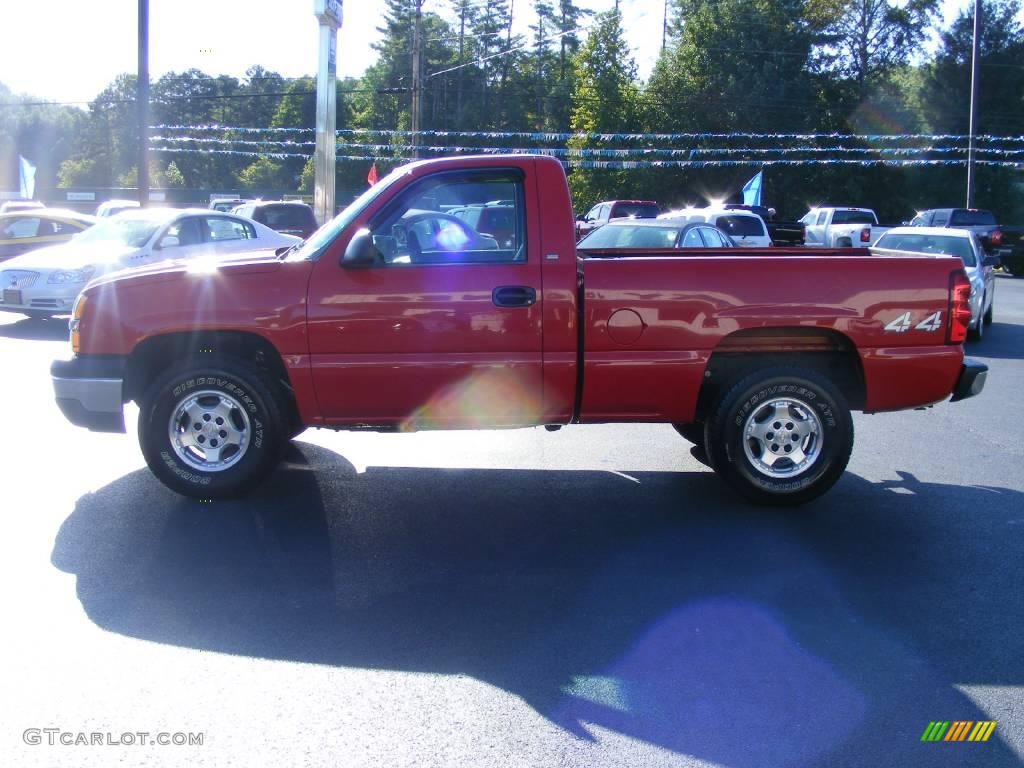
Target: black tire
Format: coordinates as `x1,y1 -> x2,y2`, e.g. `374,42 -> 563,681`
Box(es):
705,367 -> 853,506
983,299 -> 994,326
968,302 -> 984,341
673,422 -> 712,467
1006,261 -> 1024,277
138,358 -> 286,498
673,422 -> 704,446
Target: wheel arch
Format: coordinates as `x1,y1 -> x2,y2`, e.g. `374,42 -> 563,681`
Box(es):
694,327 -> 866,422
124,330 -> 299,424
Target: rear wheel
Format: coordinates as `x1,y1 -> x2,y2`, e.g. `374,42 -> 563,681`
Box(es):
983,299 -> 994,326
705,367 -> 853,506
138,359 -> 285,498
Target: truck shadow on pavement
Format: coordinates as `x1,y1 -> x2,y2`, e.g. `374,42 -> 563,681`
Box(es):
52,442 -> 1023,767
968,317 -> 1024,361
0,316 -> 69,341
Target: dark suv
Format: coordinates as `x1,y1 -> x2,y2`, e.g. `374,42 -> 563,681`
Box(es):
233,201 -> 318,239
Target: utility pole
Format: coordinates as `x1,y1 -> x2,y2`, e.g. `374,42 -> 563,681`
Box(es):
313,0 -> 342,225
137,0 -> 149,207
662,0 -> 669,50
966,0 -> 982,208
456,2 -> 466,124
411,0 -> 423,158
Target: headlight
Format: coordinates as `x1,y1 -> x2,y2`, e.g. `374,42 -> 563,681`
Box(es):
48,267 -> 95,284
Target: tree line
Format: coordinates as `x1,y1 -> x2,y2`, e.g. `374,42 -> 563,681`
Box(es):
1,0 -> 1022,220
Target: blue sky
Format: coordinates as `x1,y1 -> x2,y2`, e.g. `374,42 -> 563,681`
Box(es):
1,0 -> 978,106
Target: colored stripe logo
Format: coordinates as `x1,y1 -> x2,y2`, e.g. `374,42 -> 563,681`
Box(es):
921,721 -> 997,742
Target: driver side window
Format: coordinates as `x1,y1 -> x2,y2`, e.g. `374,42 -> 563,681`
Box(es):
160,217 -> 203,249
367,169 -> 526,266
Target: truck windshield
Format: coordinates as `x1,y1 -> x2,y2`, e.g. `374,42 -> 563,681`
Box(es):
715,215 -> 763,237
613,202 -> 660,219
949,210 -> 997,226
285,168 -> 408,261
831,210 -> 877,225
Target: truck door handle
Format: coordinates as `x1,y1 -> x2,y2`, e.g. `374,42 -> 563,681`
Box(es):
492,285 -> 536,308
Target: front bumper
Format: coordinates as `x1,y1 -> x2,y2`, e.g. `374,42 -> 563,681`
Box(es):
0,279 -> 81,315
950,358 -> 988,402
51,356 -> 127,433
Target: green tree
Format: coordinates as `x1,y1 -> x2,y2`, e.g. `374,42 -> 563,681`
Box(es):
163,161 -> 186,187
566,9 -> 642,211
817,0 -> 939,97
237,156 -> 289,190
916,0 -> 1024,219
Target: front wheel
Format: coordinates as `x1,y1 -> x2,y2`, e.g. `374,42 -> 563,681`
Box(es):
138,359 -> 286,498
705,367 -> 854,506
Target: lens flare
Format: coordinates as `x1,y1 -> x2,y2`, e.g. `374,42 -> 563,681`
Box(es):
401,367 -> 543,431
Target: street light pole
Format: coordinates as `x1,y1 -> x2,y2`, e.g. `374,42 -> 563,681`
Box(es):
966,0 -> 981,208
314,0 -> 343,225
411,0 -> 423,158
138,0 -> 149,207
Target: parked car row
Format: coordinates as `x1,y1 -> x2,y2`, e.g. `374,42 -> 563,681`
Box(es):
0,190 -> 1015,342
0,209 -> 299,319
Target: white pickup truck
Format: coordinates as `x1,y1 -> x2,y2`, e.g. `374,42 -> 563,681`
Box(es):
800,207 -> 891,247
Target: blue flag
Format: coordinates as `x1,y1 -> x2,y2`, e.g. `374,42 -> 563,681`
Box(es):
19,156 -> 36,200
741,170 -> 762,206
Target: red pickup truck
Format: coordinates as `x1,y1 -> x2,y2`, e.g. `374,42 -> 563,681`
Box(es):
51,155 -> 986,505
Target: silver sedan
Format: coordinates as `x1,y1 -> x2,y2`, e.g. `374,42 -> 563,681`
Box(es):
873,226 -> 998,341
0,209 -> 300,319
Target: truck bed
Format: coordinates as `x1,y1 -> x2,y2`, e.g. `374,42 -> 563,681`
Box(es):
576,249 -> 966,422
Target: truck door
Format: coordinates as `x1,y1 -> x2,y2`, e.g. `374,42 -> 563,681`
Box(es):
306,167 -> 544,429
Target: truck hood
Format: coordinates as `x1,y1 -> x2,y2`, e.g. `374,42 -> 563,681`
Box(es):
86,249 -> 285,289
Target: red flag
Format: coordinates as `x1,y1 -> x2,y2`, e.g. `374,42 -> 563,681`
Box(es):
367,162 -> 378,186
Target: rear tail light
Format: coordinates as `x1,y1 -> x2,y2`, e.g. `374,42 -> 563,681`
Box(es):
860,227 -> 871,243
990,229 -> 1003,246
948,270 -> 972,344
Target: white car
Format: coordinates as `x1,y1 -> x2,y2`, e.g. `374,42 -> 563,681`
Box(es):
872,226 -> 998,341
0,208 -> 301,318
95,199 -> 141,218
657,208 -> 772,247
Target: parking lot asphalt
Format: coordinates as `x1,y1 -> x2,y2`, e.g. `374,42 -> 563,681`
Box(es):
1,275 -> 1022,767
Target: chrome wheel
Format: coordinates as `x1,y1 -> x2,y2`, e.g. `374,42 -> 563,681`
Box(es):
741,397 -> 823,479
168,390 -> 251,472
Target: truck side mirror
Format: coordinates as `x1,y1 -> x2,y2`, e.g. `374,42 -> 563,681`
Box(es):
340,228 -> 378,268
157,235 -> 180,249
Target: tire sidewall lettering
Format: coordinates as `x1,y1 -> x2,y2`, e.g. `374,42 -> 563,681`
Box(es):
728,377 -> 839,491
148,366 -> 277,496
